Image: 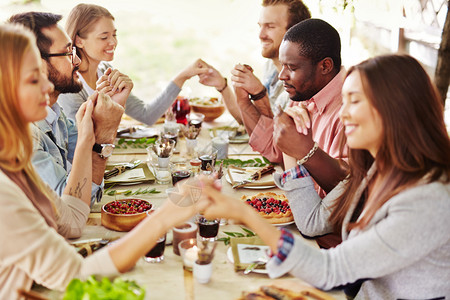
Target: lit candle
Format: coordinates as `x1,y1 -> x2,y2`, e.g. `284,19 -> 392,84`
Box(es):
183,246 -> 198,269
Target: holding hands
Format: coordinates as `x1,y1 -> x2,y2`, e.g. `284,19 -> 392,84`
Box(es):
173,58 -> 212,88
273,110 -> 315,159
96,68 -> 134,107
284,103 -> 314,135
90,91 -> 124,143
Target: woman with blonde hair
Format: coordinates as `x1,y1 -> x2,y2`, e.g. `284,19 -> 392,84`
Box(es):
59,3 -> 210,123
199,54 -> 450,299
0,23 -> 202,299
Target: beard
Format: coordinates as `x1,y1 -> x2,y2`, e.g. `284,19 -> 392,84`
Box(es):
260,40 -> 279,59
47,63 -> 83,94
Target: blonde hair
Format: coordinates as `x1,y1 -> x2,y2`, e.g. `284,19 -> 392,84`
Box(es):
0,23 -> 54,201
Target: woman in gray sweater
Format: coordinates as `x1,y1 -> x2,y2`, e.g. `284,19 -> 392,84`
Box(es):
58,4 -> 210,124
198,54 -> 450,299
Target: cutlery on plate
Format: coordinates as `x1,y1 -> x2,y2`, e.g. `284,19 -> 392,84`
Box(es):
104,160 -> 141,179
117,126 -> 137,136
243,256 -> 269,275
232,165 -> 275,189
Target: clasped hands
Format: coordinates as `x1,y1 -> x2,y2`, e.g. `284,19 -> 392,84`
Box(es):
273,103 -> 316,160
96,67 -> 133,107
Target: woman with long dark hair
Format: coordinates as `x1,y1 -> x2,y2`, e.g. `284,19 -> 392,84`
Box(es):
199,54 -> 450,299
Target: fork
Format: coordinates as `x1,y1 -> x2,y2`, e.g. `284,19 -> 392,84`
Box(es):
104,160 -> 141,179
243,256 -> 269,274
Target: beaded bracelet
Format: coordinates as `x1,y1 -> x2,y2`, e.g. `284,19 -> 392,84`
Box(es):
296,142 -> 319,165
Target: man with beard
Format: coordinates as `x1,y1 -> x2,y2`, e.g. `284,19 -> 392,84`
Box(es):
9,12 -> 125,206
197,0 -> 310,124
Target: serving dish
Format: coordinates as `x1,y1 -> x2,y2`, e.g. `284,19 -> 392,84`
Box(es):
189,97 -> 225,121
101,199 -> 152,232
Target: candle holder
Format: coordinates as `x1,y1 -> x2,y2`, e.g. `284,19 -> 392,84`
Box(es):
172,222 -> 198,255
179,238 -> 198,271
150,138 -> 176,168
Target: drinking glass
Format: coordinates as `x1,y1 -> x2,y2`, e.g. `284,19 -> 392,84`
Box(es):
172,96 -> 191,125
178,238 -> 198,271
144,234 -> 166,263
170,161 -> 191,186
198,147 -> 217,175
196,214 -> 219,242
187,112 -> 205,129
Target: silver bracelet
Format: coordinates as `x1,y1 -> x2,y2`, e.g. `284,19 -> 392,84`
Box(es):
296,142 -> 319,165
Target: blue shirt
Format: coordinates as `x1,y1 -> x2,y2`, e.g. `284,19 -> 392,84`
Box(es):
31,103 -> 102,206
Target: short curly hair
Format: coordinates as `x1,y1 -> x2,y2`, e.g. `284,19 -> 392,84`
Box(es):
284,18 -> 341,71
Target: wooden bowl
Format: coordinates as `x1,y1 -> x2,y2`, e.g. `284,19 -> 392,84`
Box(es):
190,104 -> 225,122
101,199 -> 152,232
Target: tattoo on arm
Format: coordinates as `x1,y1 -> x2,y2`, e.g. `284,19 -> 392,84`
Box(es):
68,178 -> 87,198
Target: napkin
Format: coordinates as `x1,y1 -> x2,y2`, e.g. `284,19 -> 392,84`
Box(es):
108,168 -> 146,182
230,236 -> 269,272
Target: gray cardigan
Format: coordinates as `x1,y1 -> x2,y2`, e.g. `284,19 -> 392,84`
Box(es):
268,164 -> 450,299
57,62 -> 181,125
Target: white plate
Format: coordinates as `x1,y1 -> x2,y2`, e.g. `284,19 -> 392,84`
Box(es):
225,174 -> 275,189
226,248 -> 268,274
273,221 -> 295,227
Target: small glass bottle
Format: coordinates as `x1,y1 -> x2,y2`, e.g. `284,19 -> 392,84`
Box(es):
189,158 -> 201,177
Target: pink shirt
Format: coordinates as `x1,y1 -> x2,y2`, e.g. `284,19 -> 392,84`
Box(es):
249,68 -> 346,165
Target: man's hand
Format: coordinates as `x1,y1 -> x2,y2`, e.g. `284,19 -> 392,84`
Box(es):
194,60 -> 226,90
91,92 -> 124,143
231,63 -> 265,95
96,68 -> 133,107
273,111 -> 315,159
172,58 -> 211,88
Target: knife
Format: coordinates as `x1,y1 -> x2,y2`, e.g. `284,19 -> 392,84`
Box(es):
232,165 -> 275,189
104,160 -> 141,179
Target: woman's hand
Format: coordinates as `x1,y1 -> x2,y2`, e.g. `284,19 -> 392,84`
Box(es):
96,68 -> 133,107
196,176 -> 248,222
173,59 -> 211,88
284,103 -> 314,135
75,96 -> 95,147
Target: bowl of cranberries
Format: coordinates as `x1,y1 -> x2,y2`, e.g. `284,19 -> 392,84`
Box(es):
101,199 -> 153,232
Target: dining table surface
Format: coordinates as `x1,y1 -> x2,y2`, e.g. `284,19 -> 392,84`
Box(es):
34,111 -> 346,300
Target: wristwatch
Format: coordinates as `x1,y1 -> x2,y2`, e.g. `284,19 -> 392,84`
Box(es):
93,143 -> 115,159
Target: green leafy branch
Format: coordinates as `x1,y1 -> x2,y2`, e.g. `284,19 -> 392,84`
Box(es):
215,157 -> 271,168
106,186 -> 161,196
115,137 -> 156,149
218,227 -> 256,245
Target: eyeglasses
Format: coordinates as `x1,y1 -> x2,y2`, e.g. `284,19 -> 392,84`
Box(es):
42,47 -> 77,64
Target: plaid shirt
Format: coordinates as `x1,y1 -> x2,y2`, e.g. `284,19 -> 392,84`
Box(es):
281,164 -> 310,185
270,228 -> 295,265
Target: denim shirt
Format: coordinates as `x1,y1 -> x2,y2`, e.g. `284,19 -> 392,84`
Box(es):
31,104 -> 102,206
262,60 -> 290,111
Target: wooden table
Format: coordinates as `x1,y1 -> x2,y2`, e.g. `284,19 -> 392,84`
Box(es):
36,113 -> 346,299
